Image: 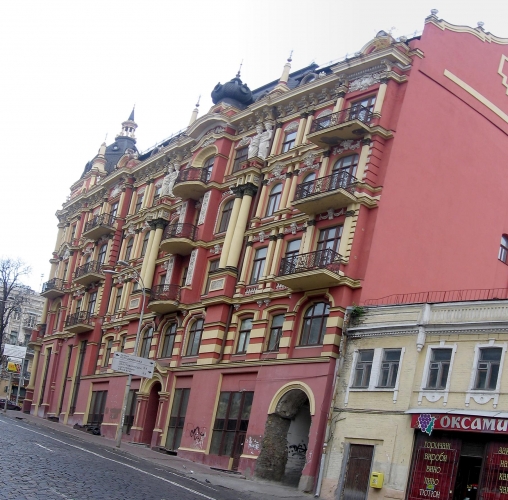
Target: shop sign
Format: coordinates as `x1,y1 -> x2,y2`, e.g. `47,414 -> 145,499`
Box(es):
407,434 -> 461,500
481,442 -> 508,499
411,414 -> 508,436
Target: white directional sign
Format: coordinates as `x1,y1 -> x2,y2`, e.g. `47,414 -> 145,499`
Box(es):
3,344 -> 27,360
111,352 -> 155,379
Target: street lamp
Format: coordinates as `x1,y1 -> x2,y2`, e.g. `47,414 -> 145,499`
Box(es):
104,260 -> 146,448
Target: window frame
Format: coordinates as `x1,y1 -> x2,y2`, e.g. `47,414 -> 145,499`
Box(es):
232,146 -> 248,172
265,183 -> 283,217
281,130 -> 297,153
103,338 -> 114,367
236,317 -> 253,354
218,199 -> 234,234
299,302 -> 330,346
249,247 -> 268,285
124,237 -> 134,261
161,323 -> 177,358
352,349 -> 374,388
474,347 -> 503,390
266,313 -> 285,352
185,318 -> 204,357
203,156 -> 215,182
140,327 -> 154,358
134,192 -> 144,213
205,259 -> 220,293
425,348 -> 453,390
140,231 -> 150,257
377,349 -> 402,388
317,225 -> 343,254
499,235 -> 508,264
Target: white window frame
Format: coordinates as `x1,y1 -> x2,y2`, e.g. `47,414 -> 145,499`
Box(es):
345,347 -> 405,406
465,340 -> 507,408
418,341 -> 457,406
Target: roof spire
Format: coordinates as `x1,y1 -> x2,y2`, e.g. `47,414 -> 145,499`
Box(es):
236,60 -> 243,78
279,51 -> 293,84
128,105 -> 135,121
117,107 -> 138,141
189,96 -> 201,126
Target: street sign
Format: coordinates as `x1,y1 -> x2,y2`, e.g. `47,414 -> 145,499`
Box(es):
111,352 -> 155,379
3,344 -> 26,360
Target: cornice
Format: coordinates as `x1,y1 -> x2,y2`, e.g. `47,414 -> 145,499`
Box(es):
425,16 -> 508,44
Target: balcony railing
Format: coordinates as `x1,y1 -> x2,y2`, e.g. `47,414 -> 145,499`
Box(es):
84,213 -> 116,233
150,284 -> 181,302
162,223 -> 198,242
65,311 -> 92,328
74,260 -> 103,280
279,249 -> 342,277
310,105 -> 374,134
41,278 -> 66,295
176,167 -> 211,184
295,170 -> 357,201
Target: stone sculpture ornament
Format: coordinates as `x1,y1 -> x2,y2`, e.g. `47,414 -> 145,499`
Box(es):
161,165 -> 179,197
258,122 -> 274,160
248,124 -> 264,159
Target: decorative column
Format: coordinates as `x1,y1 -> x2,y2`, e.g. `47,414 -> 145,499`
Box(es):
261,232 -> 278,282
285,170 -> 300,209
26,345 -> 41,393
301,219 -> 317,253
302,110 -> 315,144
139,229 -> 155,281
268,232 -> 285,279
332,86 -> 348,113
354,138 -> 372,181
372,77 -> 389,115
219,191 -> 243,268
142,219 -> 166,289
269,123 -> 283,156
253,181 -> 269,220
238,240 -> 254,285
226,184 -> 256,270
278,169 -> 294,213
142,181 -> 154,210
294,114 -> 307,147
318,150 -> 331,177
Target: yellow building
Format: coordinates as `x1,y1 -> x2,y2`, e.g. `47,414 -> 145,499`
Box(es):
322,300 -> 508,500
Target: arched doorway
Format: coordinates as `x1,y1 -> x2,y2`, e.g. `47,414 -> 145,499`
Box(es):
141,382 -> 161,444
256,389 -> 311,488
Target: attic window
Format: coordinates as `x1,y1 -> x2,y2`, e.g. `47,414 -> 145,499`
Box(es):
113,146 -> 119,151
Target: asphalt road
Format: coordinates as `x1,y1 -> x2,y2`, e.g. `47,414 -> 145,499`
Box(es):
0,416 -> 247,500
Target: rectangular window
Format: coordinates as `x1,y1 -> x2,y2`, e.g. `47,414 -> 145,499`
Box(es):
120,335 -> 127,353
249,247 -> 267,284
186,319 -> 204,357
475,347 -> 502,390
10,333 -> 17,344
285,239 -> 301,260
282,130 -> 297,153
134,193 -> 144,213
110,202 -> 119,218
233,147 -> 248,172
210,391 -> 254,457
87,292 -> 97,315
426,349 -> 452,389
349,96 -> 376,122
87,390 -> 108,426
123,390 -> 137,434
353,350 -> 374,388
317,226 -> 343,254
237,318 -> 252,354
267,314 -> 284,352
165,388 -> 190,450
161,323 -> 177,358
69,341 -> 87,415
205,260 -> 220,293
378,349 -> 401,388
499,235 -> 508,264
181,267 -> 188,287
103,339 -> 113,367
113,288 -> 123,313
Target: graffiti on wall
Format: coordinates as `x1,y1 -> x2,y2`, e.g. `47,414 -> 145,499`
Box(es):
189,426 -> 206,449
246,435 -> 262,455
287,441 -> 308,457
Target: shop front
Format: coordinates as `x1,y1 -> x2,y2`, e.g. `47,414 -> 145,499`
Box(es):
408,413 -> 508,500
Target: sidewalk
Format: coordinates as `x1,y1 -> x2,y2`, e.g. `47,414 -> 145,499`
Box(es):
2,410 -> 312,499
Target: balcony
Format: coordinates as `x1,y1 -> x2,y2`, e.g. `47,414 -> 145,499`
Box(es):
82,213 -> 116,240
148,284 -> 181,314
73,260 -> 104,286
64,311 -> 94,334
307,106 -> 373,148
173,167 -> 210,200
40,278 -> 67,299
275,249 -> 343,290
160,223 -> 198,255
292,170 -> 357,214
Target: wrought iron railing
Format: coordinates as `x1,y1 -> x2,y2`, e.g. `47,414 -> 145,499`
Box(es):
65,311 -> 92,328
295,170 -> 357,201
41,278 -> 66,295
150,284 -> 181,302
84,213 -> 116,233
364,288 -> 508,306
176,167 -> 211,184
278,249 -> 342,276
74,260 -> 103,280
162,223 -> 198,242
309,105 -> 374,134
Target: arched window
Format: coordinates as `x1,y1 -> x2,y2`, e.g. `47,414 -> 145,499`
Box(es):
218,199 -> 234,233
267,314 -> 284,352
499,235 -> 508,264
140,231 -> 150,257
203,156 -> 215,182
97,243 -> 108,265
236,318 -> 252,354
333,154 -> 359,179
186,319 -> 204,356
161,323 -> 177,358
265,184 -> 282,217
303,172 -> 316,184
140,327 -> 154,358
124,237 -> 134,261
300,302 -> 330,346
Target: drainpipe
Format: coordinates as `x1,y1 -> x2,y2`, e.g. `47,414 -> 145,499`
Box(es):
314,307 -> 351,497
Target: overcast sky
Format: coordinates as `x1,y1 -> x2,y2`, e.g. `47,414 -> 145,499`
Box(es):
1,0 -> 507,291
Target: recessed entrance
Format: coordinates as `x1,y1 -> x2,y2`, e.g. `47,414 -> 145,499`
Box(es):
256,389 -> 311,488
141,382 -> 161,444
